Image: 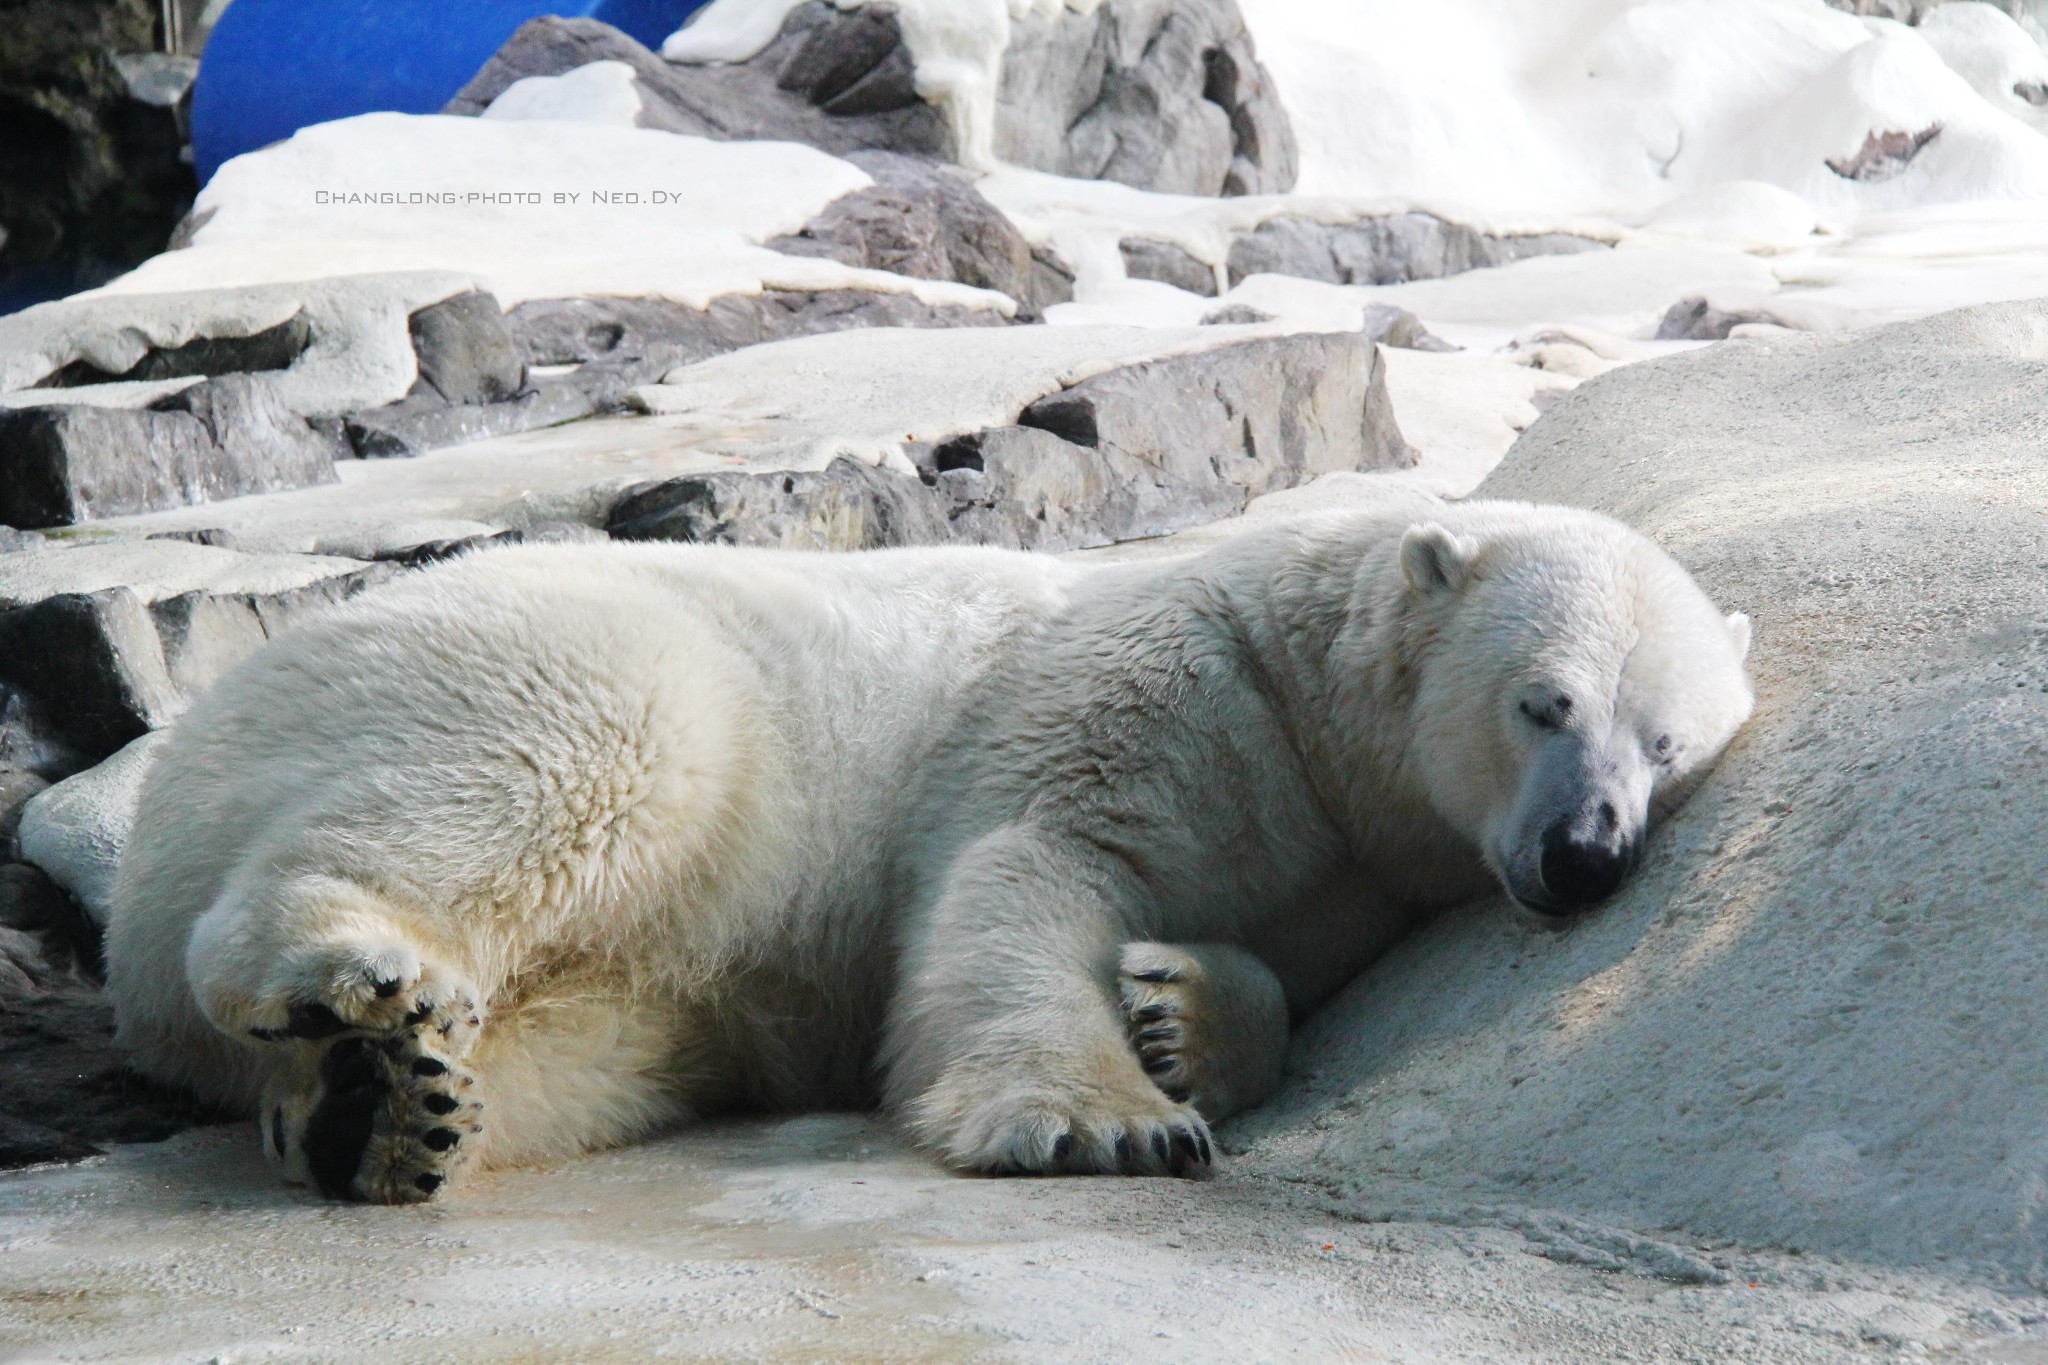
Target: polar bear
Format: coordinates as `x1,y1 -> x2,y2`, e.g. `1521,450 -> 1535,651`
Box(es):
105,500 -> 1752,1202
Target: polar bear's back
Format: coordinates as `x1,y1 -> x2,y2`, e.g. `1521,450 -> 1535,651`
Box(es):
108,540 -> 1079,1104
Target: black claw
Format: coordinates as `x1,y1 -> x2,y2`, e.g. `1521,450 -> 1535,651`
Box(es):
1052,1132 -> 1074,1164
1171,1126 -> 1203,1171
422,1093 -> 459,1116
372,977 -> 401,999
1130,1003 -> 1175,1023
414,1173 -> 443,1194
271,1106 -> 287,1158
410,1056 -> 449,1078
248,1026 -> 285,1042
1114,1133 -> 1134,1168
1137,1025 -> 1177,1044
1150,1130 -> 1170,1166
403,1002 -> 433,1027
1129,967 -> 1178,983
1143,1056 -> 1178,1077
421,1127 -> 461,1152
1196,1132 -> 1213,1165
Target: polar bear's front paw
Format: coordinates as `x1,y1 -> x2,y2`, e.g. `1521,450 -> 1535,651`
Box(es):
264,1025 -> 485,1203
923,1065 -> 1214,1178
242,946 -> 483,1057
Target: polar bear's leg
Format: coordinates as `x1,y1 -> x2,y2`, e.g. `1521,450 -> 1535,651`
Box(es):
185,873 -> 484,1049
1117,943 -> 1288,1123
890,827 -> 1216,1177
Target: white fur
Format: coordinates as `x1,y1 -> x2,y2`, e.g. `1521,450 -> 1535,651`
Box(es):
106,501 -> 1753,1194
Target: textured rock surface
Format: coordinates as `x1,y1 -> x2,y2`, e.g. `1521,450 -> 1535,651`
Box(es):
452,3 -> 1296,196
1237,298 -> 2048,1279
770,151 -> 1073,316
446,13 -> 949,159
17,732 -> 162,928
407,291 -> 526,406
0,590 -> 180,762
1226,214 -> 1608,289
611,330 -> 1410,550
0,0 -> 198,306
996,0 -> 1298,196
30,312 -> 311,389
1122,237 -> 1220,296
0,374 -> 339,528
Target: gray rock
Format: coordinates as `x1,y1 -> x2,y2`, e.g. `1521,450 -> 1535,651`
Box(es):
452,1 -> 1296,197
996,0 -> 1298,196
1360,302 -> 1458,352
0,862 -> 70,933
17,731 -> 163,928
0,374 -> 338,528
0,589 -> 179,762
770,150 -> 1073,316
30,312 -> 311,389
610,330 -> 1410,551
408,291 -> 525,406
1201,303 -> 1275,325
1655,296 -> 1776,342
1226,213 -> 1608,289
147,565 -> 395,696
1121,239 -> 1218,297
344,383 -> 593,460
446,13 -> 949,158
0,769 -> 49,860
369,520 -> 610,569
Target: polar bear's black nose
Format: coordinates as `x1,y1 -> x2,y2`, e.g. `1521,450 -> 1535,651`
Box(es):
1538,819 -> 1635,910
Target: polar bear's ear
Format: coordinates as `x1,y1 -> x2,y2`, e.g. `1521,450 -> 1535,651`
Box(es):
1400,524 -> 1479,596
1725,611 -> 1752,660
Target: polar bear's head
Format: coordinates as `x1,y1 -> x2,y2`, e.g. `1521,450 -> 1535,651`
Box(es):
1391,505 -> 1753,917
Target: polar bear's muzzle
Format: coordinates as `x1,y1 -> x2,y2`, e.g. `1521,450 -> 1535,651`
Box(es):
1496,737 -> 1653,917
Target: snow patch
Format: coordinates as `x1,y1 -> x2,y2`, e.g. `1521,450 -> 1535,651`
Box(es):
481,60 -> 644,126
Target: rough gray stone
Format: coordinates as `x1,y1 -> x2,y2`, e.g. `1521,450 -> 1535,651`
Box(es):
368,520 -> 610,569
0,589 -> 178,762
996,0 -> 1298,196
408,292 -> 525,406
1200,303 -> 1274,325
610,330 -> 1410,551
0,374 -> 338,528
1360,302 -> 1458,352
30,312 -> 311,389
770,150 -> 1073,316
147,565 -> 395,696
1655,295 -> 1781,342
446,13 -> 950,158
344,383 -> 593,460
17,731 -> 162,929
1226,213 -> 1608,289
451,2 -> 1295,197
1121,238 -> 1218,296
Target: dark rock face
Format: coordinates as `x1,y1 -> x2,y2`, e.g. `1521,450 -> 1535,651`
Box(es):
610,331 -> 1411,551
451,2 -> 1296,197
1226,214 -> 1608,289
997,0 -> 1297,196
1655,295 -> 1784,342
0,861 -> 222,1170
408,292 -> 526,406
32,313 -> 312,389
446,12 -> 950,159
0,566 -> 392,768
770,151 -> 1074,317
0,375 -> 339,528
1121,239 -> 1220,297
0,1 -> 198,307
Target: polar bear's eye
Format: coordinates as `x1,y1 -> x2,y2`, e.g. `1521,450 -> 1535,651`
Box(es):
1654,734 -> 1676,763
1519,698 -> 1562,730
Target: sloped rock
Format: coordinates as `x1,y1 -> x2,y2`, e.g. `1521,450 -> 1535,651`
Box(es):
454,2 -> 1295,196
408,291 -> 526,406
0,374 -> 338,528
1121,238 -> 1219,296
1226,213 -> 1607,289
996,0 -> 1297,196
447,13 -> 949,158
17,731 -> 163,928
1360,302 -> 1458,352
611,330 -> 1410,550
344,384 -> 594,460
771,151 -> 1072,315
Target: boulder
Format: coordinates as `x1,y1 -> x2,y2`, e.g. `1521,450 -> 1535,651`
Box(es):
407,291 -> 526,406
995,0 -> 1297,196
446,13 -> 949,158
611,330 -> 1412,550
30,312 -> 312,389
17,731 -> 163,928
769,151 -> 1073,316
0,374 -> 339,528
1121,238 -> 1218,297
1226,213 -> 1608,289
453,1 -> 1296,196
1237,298 -> 2048,1279
0,590 -> 180,762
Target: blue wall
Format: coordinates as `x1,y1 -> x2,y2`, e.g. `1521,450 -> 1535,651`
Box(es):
191,0 -> 709,183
